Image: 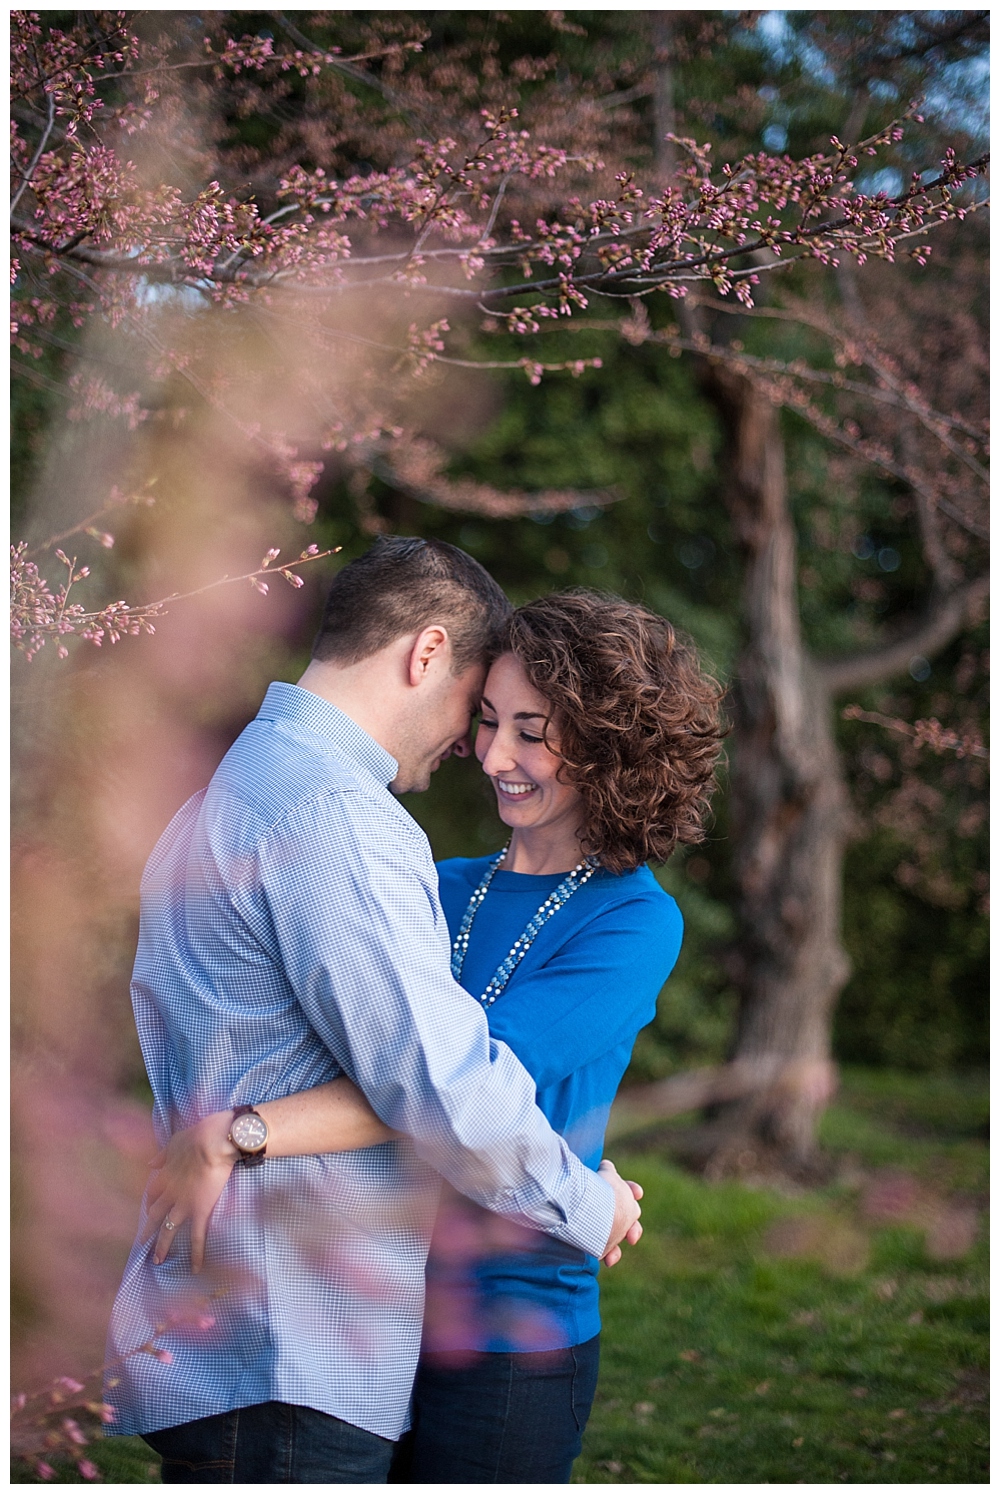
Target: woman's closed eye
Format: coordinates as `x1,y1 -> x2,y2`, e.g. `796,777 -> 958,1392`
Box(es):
478,716 -> 543,745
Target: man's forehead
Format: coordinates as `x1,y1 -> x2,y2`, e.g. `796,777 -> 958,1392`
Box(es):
459,661 -> 487,695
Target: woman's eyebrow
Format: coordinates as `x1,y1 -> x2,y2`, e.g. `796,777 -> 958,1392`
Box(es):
479,696 -> 548,722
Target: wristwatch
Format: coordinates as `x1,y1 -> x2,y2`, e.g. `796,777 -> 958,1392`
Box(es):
228,1104 -> 269,1167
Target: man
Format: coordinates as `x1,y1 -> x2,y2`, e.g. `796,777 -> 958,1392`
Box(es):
107,537 -> 642,1483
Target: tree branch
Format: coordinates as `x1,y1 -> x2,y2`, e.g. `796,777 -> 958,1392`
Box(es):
606,1057 -> 803,1141
10,87 -> 55,215
817,574 -> 989,695
902,423 -> 962,590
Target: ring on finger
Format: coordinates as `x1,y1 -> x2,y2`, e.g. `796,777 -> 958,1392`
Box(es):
163,1218 -> 176,1232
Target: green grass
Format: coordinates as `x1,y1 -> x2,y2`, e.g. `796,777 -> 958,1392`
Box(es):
13,1070 -> 987,1484
575,1068 -> 988,1483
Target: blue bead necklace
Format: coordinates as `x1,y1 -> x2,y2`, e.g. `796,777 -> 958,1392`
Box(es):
451,845 -> 599,1007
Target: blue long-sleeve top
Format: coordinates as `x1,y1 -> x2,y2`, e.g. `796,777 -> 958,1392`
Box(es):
428,855 -> 683,1354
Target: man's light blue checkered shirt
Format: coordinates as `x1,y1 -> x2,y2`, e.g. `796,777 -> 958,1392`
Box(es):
106,682 -> 614,1441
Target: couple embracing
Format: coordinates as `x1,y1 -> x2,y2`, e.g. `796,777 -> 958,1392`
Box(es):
107,537 -> 723,1483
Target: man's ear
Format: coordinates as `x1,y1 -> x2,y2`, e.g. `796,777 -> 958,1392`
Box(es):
405,625 -> 451,686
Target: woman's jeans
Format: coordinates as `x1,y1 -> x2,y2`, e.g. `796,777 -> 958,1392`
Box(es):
143,1400 -> 395,1483
389,1334 -> 601,1484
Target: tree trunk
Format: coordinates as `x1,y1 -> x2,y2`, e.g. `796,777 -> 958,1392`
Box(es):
695,364 -> 850,1176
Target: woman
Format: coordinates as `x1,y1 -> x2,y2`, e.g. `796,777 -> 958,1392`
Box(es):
145,588 -> 724,1483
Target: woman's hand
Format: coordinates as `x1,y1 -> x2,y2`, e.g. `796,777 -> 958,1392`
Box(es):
599,1160 -> 644,1268
142,1112 -> 239,1273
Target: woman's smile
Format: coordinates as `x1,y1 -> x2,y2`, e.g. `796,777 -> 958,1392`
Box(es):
496,778 -> 539,799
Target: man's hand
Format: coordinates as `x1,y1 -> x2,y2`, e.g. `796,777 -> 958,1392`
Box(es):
598,1158 -> 644,1267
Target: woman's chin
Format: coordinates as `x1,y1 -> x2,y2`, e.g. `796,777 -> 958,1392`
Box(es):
494,798 -> 535,828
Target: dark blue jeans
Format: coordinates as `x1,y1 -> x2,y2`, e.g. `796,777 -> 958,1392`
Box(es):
143,1400 -> 395,1483
389,1334 -> 601,1484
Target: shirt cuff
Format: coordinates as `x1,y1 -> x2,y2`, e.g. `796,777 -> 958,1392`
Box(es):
544,1165 -> 615,1259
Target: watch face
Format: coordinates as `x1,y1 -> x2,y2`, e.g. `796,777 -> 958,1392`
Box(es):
231,1112 -> 268,1152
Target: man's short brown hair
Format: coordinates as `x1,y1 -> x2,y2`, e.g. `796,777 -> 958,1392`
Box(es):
312,536 -> 512,673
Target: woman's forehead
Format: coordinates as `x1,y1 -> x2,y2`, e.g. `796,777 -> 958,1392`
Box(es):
484,652 -> 549,712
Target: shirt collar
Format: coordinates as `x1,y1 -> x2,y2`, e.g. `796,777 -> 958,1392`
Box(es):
256,682 -> 399,787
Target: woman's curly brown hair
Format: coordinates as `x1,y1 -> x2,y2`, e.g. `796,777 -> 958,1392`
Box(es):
501,589 -> 726,875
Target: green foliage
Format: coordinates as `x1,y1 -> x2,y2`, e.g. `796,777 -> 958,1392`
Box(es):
835,632 -> 989,1071
837,835 -> 988,1070
10,330 -> 75,533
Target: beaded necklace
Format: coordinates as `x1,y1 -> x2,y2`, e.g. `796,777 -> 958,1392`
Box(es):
451,846 -> 599,1007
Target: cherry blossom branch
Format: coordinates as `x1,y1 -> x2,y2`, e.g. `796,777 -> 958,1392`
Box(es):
241,185 -> 987,298
842,704 -> 989,761
11,544 -> 337,661
685,291 -> 990,442
10,1298 -> 222,1482
699,287 -> 990,479
364,433 -> 620,519
106,36 -> 425,83
12,32 -> 988,315
687,339 -> 987,487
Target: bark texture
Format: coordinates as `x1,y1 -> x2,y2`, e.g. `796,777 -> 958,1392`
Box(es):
695,364 -> 849,1174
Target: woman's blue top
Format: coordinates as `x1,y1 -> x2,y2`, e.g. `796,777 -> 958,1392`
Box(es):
426,855 -> 683,1355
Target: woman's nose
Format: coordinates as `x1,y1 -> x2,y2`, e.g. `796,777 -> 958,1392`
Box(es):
478,730 -> 517,776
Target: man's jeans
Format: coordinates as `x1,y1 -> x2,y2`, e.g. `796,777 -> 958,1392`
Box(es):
143,1400 -> 395,1483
